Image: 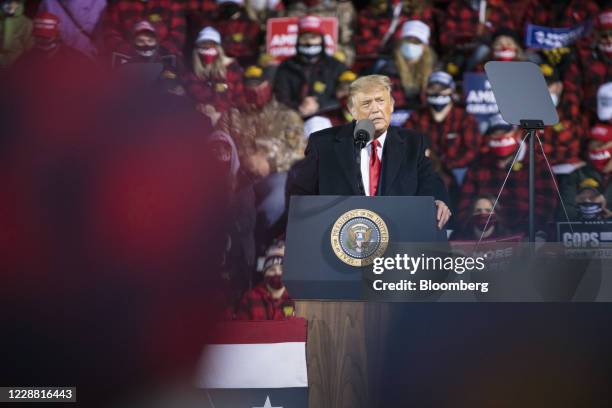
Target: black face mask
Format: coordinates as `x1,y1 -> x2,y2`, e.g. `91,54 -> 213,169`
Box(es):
219,3 -> 242,20
578,202 -> 603,220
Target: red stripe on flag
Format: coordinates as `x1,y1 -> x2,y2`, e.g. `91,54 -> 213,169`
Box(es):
207,318 -> 307,345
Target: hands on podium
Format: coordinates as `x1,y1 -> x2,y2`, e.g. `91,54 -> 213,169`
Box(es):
435,200 -> 451,230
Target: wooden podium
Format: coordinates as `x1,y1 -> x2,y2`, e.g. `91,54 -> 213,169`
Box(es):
295,301 -> 391,408
284,196 -> 446,407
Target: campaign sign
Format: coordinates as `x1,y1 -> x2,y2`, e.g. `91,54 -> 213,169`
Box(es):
557,221 -> 612,259
266,17 -> 338,64
525,21 -> 592,50
463,72 -> 499,126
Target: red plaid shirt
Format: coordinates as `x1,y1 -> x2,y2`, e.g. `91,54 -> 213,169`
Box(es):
180,0 -> 217,13
235,283 -> 295,321
458,147 -> 558,231
405,105 -> 482,169
102,0 -> 186,56
538,112 -> 583,165
438,0 -> 515,53
354,5 -> 435,57
523,0 -> 599,29
182,60 -> 245,112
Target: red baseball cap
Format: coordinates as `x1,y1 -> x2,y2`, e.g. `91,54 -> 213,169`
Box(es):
298,15 -> 324,35
33,12 -> 60,39
589,123 -> 612,142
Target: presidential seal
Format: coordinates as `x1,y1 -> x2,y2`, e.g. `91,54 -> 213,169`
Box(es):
331,209 -> 389,267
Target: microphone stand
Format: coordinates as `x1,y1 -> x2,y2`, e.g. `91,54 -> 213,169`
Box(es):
520,119 -> 545,243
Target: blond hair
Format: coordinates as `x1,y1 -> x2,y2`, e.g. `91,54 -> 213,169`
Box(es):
394,43 -> 436,95
348,75 -> 393,109
193,44 -> 228,80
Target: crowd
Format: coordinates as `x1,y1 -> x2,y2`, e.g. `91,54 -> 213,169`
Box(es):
1,0 -> 611,319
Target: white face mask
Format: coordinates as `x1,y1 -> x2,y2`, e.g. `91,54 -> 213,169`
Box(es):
400,43 -> 423,61
549,92 -> 559,107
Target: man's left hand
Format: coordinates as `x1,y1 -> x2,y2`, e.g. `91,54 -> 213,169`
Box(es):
435,200 -> 451,230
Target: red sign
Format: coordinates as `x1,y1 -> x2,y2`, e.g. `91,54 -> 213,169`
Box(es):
266,17 -> 338,64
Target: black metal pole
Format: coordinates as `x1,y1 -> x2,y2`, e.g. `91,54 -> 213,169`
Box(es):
528,128 -> 535,242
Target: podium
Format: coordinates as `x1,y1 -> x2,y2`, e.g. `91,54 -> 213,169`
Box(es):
284,196 -> 446,407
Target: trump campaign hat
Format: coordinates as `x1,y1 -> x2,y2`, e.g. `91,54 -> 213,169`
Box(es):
589,123 -> 612,142
597,82 -> 612,122
196,26 -> 221,45
33,12 -> 60,39
298,15 -> 324,35
133,20 -> 157,36
400,20 -> 430,44
427,71 -> 455,89
485,113 -> 513,135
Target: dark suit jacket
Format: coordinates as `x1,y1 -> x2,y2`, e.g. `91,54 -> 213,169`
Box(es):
287,122 -> 449,203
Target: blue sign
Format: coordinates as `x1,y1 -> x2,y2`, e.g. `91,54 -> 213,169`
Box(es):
525,21 -> 592,49
463,72 -> 499,130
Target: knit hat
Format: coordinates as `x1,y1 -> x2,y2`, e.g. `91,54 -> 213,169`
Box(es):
33,12 -> 60,39
196,26 -> 221,45
400,20 -> 430,44
262,243 -> 284,272
338,70 -> 357,83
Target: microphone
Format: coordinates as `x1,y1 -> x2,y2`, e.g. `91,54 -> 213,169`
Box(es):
353,119 -> 375,149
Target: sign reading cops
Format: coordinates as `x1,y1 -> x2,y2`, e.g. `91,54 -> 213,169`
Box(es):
266,17 -> 338,64
558,221 -> 612,258
525,21 -> 592,50
463,72 -> 499,126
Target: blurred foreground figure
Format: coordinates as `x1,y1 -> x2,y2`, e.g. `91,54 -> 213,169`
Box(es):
0,51 -> 230,406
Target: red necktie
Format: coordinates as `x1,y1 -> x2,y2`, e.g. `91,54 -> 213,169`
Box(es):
369,139 -> 381,196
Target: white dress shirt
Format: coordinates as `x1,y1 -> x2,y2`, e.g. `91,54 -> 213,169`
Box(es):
360,131 -> 387,196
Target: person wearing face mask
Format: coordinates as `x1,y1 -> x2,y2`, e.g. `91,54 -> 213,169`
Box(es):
273,15 -> 347,118
102,0 -> 186,57
13,11 -> 90,68
405,71 -> 481,210
182,26 -> 245,127
38,0 -> 106,60
190,0 -> 261,67
353,0 -> 434,72
234,242 -> 296,320
110,20 -> 184,95
372,20 -> 435,111
438,0 -> 515,78
232,65 -> 305,179
284,0 -> 356,67
458,114 -> 557,234
0,0 -> 33,68
466,26 -> 526,72
451,194 -> 512,241
558,94 -> 612,221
